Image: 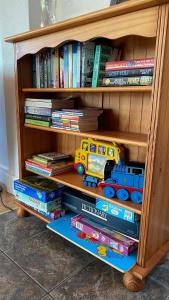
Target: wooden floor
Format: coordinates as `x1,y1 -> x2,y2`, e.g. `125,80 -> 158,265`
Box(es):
0,192 -> 17,214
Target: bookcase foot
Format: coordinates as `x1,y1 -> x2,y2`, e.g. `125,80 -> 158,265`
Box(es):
16,207 -> 29,218
123,271 -> 144,292
158,255 -> 166,265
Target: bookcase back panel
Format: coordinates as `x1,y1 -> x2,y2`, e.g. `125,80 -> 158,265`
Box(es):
15,7 -> 158,60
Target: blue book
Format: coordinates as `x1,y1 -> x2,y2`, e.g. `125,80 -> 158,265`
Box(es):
14,178 -> 63,202
64,45 -> 69,88
47,212 -> 137,273
72,42 -> 78,88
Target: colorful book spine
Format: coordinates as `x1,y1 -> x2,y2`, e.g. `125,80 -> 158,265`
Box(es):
55,48 -> 60,88
81,42 -> 95,87
36,53 -> 40,88
32,55 -> 36,88
96,199 -> 140,223
72,215 -> 137,256
43,51 -> 48,88
47,49 -> 51,88
105,58 -> 154,71
39,52 -> 44,88
24,106 -> 52,116
25,119 -> 50,127
105,68 -> 154,78
15,191 -> 62,213
64,45 -> 69,88
50,48 -> 56,88
25,114 -> 51,122
102,76 -> 153,86
72,42 -> 78,88
59,48 -> 64,88
92,45 -> 112,88
14,180 -> 62,202
68,44 -> 73,88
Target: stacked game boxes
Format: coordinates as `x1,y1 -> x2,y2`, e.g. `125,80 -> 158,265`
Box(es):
102,57 -> 154,86
24,96 -> 75,127
51,108 -> 103,132
14,176 -> 64,220
25,152 -> 74,177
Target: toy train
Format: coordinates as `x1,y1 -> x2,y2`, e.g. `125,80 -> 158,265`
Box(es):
84,161 -> 144,204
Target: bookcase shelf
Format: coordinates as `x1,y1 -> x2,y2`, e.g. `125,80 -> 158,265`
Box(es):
7,0 -> 169,291
26,168 -> 142,215
22,87 -> 152,93
24,124 -> 148,147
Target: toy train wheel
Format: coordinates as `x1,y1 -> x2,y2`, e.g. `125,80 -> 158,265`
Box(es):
116,189 -> 129,201
131,191 -> 143,204
76,163 -> 85,175
91,182 -> 97,187
103,186 -> 115,199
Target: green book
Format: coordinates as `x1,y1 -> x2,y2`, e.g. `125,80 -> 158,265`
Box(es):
92,45 -> 112,88
25,118 -> 50,127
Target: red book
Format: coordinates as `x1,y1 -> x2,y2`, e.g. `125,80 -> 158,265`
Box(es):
105,58 -> 154,71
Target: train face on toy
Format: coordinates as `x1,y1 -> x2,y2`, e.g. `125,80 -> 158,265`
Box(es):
98,162 -> 144,204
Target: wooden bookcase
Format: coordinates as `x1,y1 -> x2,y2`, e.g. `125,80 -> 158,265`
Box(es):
6,0 -> 169,292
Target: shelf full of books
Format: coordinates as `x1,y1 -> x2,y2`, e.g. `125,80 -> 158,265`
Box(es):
32,40 -> 154,89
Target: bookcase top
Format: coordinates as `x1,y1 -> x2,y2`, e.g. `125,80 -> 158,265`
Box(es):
5,0 -> 169,43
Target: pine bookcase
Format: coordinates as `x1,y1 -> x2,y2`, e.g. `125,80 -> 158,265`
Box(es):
6,0 -> 169,291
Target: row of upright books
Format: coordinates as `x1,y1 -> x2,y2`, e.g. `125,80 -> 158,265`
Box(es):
24,96 -> 103,131
32,40 -> 154,88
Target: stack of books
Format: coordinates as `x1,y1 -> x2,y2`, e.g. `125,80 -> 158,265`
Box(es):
32,42 -> 121,88
24,96 -> 75,127
25,152 -> 74,176
14,176 -> 64,220
51,108 -> 103,132
102,58 -> 154,86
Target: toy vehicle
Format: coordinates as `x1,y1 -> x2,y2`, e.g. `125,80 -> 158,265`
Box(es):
74,138 -> 124,179
83,175 -> 100,187
98,162 -> 144,204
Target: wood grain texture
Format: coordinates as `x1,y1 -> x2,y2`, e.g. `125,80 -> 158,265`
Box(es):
5,0 -> 167,44
22,87 -> 152,93
25,169 -> 142,215
15,200 -> 50,223
138,4 -> 169,266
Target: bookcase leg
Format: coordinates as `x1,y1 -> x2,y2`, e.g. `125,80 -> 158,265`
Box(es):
16,207 -> 29,218
123,271 -> 144,292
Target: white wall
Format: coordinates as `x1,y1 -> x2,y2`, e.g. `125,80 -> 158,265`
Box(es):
0,0 -> 29,193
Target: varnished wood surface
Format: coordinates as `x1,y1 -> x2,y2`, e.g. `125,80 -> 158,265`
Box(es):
24,124 -> 148,147
123,271 -> 144,292
5,0 -> 169,43
15,200 -> 51,223
25,169 -> 142,215
22,87 -> 152,93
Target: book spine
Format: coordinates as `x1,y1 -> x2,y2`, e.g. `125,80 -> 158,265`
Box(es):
44,51 -> 48,88
47,49 -> 51,88
81,42 -> 95,87
24,106 -> 52,116
26,161 -> 51,172
105,58 -> 155,71
25,114 -> 51,122
39,52 -> 44,88
32,55 -> 36,88
102,76 -> 153,86
77,42 -> 81,88
25,119 -> 50,127
50,48 -> 56,88
55,48 -> 60,88
92,45 -> 101,88
105,68 -> 154,78
68,44 -> 73,88
36,54 -> 40,88
59,48 -> 64,88
64,45 -> 69,88
72,42 -> 78,88
15,191 -> 61,213
25,101 -> 52,108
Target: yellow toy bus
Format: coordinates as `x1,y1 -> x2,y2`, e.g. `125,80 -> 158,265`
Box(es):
74,138 -> 124,180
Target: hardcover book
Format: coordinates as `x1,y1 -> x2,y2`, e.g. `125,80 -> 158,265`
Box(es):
64,44 -> 69,88
81,42 -> 95,87
25,119 -> 50,127
68,44 -> 73,88
102,76 -> 153,86
24,106 -> 52,116
105,58 -> 154,71
105,68 -> 154,78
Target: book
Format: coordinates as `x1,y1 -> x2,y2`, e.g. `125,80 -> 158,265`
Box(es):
59,48 -> 64,88
64,44 -> 69,88
32,55 -> 36,88
15,191 -> 62,213
39,51 -> 44,88
25,96 -> 75,109
55,48 -> 60,88
105,58 -> 155,71
92,44 -> 112,87
105,68 -> 154,78
72,214 -> 137,256
36,53 -> 40,88
25,114 -> 51,122
102,76 -> 153,86
50,48 -> 56,88
37,152 -> 71,161
43,50 -> 48,88
14,176 -> 64,202
81,42 -> 95,87
25,119 -> 50,127
72,42 -> 81,88
24,106 -> 52,116
96,199 -> 140,223
25,161 -> 73,177
47,49 -> 51,88
68,44 -> 73,88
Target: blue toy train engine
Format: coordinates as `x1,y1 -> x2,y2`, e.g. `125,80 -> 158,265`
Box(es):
99,162 -> 145,204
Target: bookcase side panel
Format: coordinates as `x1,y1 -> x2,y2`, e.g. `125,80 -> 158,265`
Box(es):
138,4 -> 169,266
